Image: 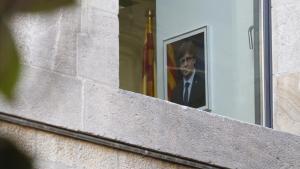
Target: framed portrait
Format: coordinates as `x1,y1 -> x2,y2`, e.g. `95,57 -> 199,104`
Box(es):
163,26 -> 209,110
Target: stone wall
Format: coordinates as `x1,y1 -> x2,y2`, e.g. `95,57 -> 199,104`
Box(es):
0,121 -> 192,169
1,0 -> 119,130
0,0 -> 299,168
272,0 -> 300,136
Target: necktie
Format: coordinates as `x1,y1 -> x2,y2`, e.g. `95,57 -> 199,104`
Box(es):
183,82 -> 190,105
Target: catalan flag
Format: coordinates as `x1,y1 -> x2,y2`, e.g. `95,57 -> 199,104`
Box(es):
167,44 -> 177,100
142,9 -> 156,97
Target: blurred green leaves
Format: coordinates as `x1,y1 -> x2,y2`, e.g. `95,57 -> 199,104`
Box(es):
0,0 -> 75,101
0,20 -> 20,100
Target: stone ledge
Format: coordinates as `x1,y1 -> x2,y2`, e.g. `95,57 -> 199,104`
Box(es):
0,121 -> 193,169
0,113 -> 222,169
82,82 -> 300,169
2,80 -> 299,169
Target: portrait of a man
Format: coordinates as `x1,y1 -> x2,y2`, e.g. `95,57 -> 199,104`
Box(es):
166,29 -> 207,109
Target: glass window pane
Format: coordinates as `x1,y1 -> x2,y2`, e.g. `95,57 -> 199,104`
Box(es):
119,0 -> 265,125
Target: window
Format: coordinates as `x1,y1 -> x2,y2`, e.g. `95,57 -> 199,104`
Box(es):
119,0 -> 272,126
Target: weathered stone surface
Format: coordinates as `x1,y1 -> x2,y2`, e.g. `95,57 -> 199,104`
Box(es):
117,152 -> 191,169
35,161 -> 76,169
81,0 -> 118,14
10,5 -> 81,76
272,0 -> 300,74
83,81 -> 161,144
0,121 -> 193,169
84,81 -> 300,169
274,73 -> 300,136
0,65 -> 82,130
78,33 -> 119,87
0,122 -> 36,157
80,5 -> 118,40
272,0 -> 300,137
78,6 -> 119,87
76,138 -> 120,169
35,132 -> 79,167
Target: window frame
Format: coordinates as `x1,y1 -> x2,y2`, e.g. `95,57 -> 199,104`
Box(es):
262,0 -> 273,128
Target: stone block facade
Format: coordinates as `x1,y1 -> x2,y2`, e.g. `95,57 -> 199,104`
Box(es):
272,0 -> 300,135
0,121 -> 191,169
0,0 -> 299,168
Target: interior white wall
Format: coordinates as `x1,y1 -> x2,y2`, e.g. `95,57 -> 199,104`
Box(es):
156,0 -> 255,123
234,0 -> 255,122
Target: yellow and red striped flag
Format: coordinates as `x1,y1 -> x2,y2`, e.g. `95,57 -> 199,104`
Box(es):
167,44 -> 177,100
142,9 -> 156,97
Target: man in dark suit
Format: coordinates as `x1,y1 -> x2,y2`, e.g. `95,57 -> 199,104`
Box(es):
171,41 -> 206,108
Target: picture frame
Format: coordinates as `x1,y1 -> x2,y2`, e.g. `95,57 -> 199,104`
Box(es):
163,26 -> 209,110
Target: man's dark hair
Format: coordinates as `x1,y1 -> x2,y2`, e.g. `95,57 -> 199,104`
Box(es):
177,40 -> 197,61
